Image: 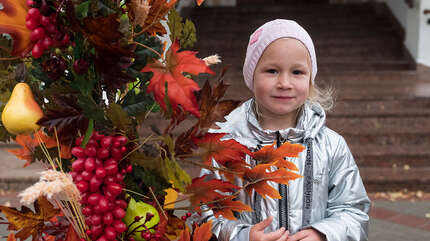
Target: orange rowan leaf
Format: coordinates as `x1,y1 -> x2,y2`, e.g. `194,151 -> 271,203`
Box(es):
7,130 -> 72,167
193,133 -> 251,166
142,41 -> 214,117
64,224 -> 80,241
193,221 -> 213,241
252,142 -> 304,171
0,196 -> 60,241
0,0 -> 31,56
244,163 -> 302,199
196,0 -> 205,6
7,233 -> 16,241
178,225 -> 191,241
210,197 -> 252,220
186,175 -> 239,207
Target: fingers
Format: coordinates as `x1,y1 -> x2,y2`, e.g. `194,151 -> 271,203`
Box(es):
264,227 -> 286,240
253,216 -> 274,231
286,230 -> 308,241
277,230 -> 290,241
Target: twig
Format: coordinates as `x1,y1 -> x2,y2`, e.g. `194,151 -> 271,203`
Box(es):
133,41 -> 164,60
0,56 -> 21,61
148,187 -> 168,220
119,134 -> 153,163
179,158 -> 241,175
123,188 -> 150,199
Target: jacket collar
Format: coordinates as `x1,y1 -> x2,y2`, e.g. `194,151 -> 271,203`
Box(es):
209,99 -> 326,149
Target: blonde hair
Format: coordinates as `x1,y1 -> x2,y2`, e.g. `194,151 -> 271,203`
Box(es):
308,80 -> 335,111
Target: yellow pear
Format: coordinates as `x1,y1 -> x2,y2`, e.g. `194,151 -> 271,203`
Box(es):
1,83 -> 43,135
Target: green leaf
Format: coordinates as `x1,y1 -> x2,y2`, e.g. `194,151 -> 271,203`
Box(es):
81,119 -> 94,148
167,9 -> 183,43
106,103 -> 132,132
161,156 -> 190,193
71,74 -> 95,97
180,19 -> 197,48
121,90 -> 155,116
77,94 -> 105,123
131,35 -> 162,71
163,82 -> 172,118
76,1 -> 90,21
72,33 -> 85,60
124,165 -> 171,201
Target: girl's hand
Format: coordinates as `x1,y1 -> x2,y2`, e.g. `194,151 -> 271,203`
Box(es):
250,216 -> 290,241
287,228 -> 326,241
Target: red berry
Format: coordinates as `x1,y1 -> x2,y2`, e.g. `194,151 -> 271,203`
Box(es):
100,136 -> 114,148
98,197 -> 110,212
126,165 -> 133,173
74,174 -> 84,183
91,224 -> 103,237
95,167 -> 107,179
104,158 -> 117,166
72,147 -> 86,158
134,216 -> 141,222
26,0 -> 35,7
181,215 -> 187,221
26,18 -> 39,30
85,146 -> 97,157
113,220 -> 127,233
104,164 -> 118,176
95,158 -> 104,167
115,173 -> 124,182
81,170 -> 92,181
42,36 -> 53,49
110,148 -> 122,160
31,43 -> 44,58
113,141 -> 121,148
115,199 -> 128,209
85,218 -> 92,226
30,27 -> 45,42
80,239 -> 86,241
75,137 -> 83,146
115,136 -> 128,145
91,214 -> 102,226
40,15 -> 51,26
120,146 -> 127,153
85,157 -> 96,172
27,8 -> 41,22
104,176 -> 116,184
70,171 -> 78,180
88,193 -> 101,206
85,229 -> 92,235
90,176 -> 102,192
142,232 -> 151,240
104,190 -> 116,200
92,131 -> 104,141
97,148 -> 110,160
103,212 -> 114,225
107,183 -> 122,196
71,159 -> 85,172
80,192 -> 88,204
82,206 -> 92,216
129,238 -> 135,241
45,23 -> 56,34
61,33 -> 70,45
76,181 -> 88,193
154,233 -> 162,239
97,236 -> 108,241
145,213 -> 154,222
87,139 -> 99,148
186,212 -> 192,217
105,226 -> 117,240
113,207 -> 126,219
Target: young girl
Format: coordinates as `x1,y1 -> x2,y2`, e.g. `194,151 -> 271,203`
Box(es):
199,19 -> 370,241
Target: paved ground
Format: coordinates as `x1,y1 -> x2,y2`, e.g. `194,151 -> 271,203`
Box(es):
1,148 -> 430,240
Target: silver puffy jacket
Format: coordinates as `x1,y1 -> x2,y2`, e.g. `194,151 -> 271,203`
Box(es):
199,99 -> 370,241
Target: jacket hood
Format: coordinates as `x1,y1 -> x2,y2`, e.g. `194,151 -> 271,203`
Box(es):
209,99 -> 326,148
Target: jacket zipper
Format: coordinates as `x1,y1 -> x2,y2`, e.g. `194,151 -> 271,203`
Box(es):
276,131 -> 289,230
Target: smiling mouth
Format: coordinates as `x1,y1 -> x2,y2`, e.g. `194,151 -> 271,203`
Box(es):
273,96 -> 294,99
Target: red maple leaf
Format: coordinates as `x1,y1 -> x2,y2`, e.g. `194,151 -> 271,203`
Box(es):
244,163 -> 302,199
210,197 -> 252,220
178,221 -> 213,241
252,141 -> 304,171
142,41 -> 214,117
186,175 -> 239,207
193,133 -> 252,166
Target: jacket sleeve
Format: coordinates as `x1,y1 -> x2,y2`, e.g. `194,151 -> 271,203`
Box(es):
310,136 -> 371,241
198,160 -> 253,241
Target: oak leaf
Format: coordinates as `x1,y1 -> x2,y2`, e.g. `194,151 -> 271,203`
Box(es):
142,41 -> 214,117
193,133 -> 251,166
0,196 -> 60,241
0,0 -> 31,56
142,0 -> 177,35
210,197 -> 252,220
130,0 -> 151,27
244,163 -> 302,199
186,175 -> 239,207
252,141 -> 303,171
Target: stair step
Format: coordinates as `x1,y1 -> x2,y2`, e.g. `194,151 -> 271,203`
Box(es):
326,117 -> 430,135
360,167 -> 430,192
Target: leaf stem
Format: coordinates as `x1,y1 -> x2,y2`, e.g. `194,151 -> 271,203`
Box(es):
148,186 -> 168,220
0,56 -> 21,61
133,41 -> 164,61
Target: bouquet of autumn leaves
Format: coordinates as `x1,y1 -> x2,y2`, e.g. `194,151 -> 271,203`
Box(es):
0,0 -> 304,241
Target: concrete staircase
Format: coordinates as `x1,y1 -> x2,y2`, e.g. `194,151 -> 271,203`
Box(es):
184,2 -> 430,192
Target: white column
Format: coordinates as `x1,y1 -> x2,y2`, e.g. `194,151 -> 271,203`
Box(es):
417,0 -> 430,66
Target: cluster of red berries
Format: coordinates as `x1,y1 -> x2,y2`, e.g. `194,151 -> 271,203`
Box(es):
71,132 -> 133,241
25,0 -> 70,58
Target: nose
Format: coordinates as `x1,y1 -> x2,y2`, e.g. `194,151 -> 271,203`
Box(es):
276,73 -> 293,89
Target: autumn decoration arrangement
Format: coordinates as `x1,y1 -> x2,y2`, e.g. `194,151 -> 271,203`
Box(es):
0,1 -> 304,241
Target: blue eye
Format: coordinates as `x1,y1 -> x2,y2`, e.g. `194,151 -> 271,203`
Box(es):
293,70 -> 304,75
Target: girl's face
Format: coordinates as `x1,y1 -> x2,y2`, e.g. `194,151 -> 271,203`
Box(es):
253,38 -> 311,125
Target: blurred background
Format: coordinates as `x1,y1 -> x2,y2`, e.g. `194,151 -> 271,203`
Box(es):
2,0 -> 430,240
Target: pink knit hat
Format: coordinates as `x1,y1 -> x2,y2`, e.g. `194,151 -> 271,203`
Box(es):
243,19 -> 317,91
